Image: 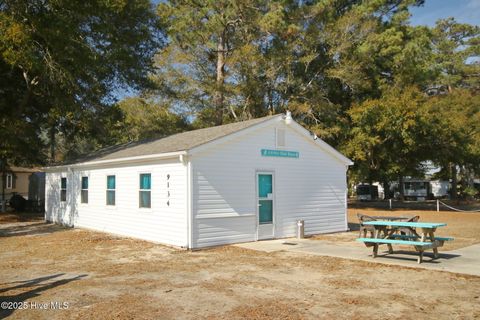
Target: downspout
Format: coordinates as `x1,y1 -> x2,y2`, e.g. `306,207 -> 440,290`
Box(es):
344,165 -> 349,231
181,153 -> 193,249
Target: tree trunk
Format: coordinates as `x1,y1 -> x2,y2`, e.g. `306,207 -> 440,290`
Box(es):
1,158 -> 6,211
399,175 -> 405,201
451,163 -> 457,201
367,172 -> 374,200
382,180 -> 389,200
214,31 -> 226,125
50,124 -> 56,162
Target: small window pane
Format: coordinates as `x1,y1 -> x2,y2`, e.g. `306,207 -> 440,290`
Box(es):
139,191 -> 151,208
106,190 -> 116,206
81,177 -> 89,189
81,190 -> 88,204
140,174 -> 151,190
107,175 -> 116,189
258,174 -> 272,198
60,178 -> 67,202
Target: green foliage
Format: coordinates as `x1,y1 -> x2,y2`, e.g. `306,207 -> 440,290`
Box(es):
111,97 -> 189,144
0,0 -> 162,165
346,87 -> 433,183
425,89 -> 480,173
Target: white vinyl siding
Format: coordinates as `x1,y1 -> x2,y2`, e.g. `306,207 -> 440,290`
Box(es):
45,159 -> 188,247
45,116 -> 349,249
191,122 -> 348,248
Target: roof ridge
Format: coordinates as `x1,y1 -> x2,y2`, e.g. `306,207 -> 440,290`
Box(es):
60,114 -> 282,165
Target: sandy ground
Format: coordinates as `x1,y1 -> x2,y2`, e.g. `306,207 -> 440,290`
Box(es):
1,212 -> 480,319
313,208 -> 480,251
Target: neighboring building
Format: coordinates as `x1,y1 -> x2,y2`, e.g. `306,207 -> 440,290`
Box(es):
45,113 -> 352,249
430,180 -> 450,198
1,166 -> 44,202
355,184 -> 379,201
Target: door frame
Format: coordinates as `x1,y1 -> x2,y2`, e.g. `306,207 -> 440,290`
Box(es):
255,170 -> 275,240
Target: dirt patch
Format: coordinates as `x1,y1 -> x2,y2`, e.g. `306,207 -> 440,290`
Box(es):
0,211 -> 43,223
313,208 -> 480,251
1,219 -> 479,319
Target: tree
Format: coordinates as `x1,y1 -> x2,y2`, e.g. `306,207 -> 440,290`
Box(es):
0,0 -> 162,165
430,18 -> 480,92
346,87 -> 434,199
425,89 -> 480,199
110,97 -> 189,144
156,0 -> 270,126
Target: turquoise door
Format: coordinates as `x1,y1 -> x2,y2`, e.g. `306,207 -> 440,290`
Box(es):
258,174 -> 273,224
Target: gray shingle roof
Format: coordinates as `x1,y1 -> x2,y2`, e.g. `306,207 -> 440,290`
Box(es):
70,115 -> 280,164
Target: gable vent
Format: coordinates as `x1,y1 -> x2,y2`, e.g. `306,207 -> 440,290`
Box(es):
276,128 -> 286,147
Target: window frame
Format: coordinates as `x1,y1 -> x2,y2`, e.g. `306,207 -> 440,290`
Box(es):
106,175 -> 116,206
139,173 -> 152,209
60,177 -> 67,202
6,174 -> 13,189
81,176 -> 89,204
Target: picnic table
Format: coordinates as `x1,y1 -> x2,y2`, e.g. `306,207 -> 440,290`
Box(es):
357,221 -> 454,263
357,213 -> 419,238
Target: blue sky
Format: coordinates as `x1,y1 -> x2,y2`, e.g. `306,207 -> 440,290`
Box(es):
410,0 -> 480,26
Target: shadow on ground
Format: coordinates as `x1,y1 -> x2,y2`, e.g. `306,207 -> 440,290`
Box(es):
0,273 -> 87,318
374,250 -> 461,264
0,222 -> 68,238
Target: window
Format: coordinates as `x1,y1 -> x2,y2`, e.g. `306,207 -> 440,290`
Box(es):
60,177 -> 67,202
6,174 -> 13,189
106,175 -> 116,206
139,173 -> 151,208
276,128 -> 285,147
81,177 -> 88,204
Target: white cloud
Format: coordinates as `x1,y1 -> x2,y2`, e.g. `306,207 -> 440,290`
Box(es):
467,0 -> 480,9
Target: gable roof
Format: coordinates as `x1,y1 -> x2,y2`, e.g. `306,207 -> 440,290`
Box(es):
67,115 -> 280,164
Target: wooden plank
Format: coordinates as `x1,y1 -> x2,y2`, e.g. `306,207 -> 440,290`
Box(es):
429,231 -> 439,258
356,238 -> 434,246
362,221 -> 447,228
389,234 -> 454,241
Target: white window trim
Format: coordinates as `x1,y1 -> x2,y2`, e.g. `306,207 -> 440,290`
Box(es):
6,174 -> 13,189
106,174 -> 116,208
139,172 -> 152,210
80,176 -> 89,205
60,177 -> 67,202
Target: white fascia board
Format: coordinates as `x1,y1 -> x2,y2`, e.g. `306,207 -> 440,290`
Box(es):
288,121 -> 354,166
188,115 -> 284,155
43,151 -> 188,172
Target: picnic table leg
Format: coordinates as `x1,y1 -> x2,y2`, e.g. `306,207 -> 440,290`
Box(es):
387,244 -> 393,254
373,244 -> 378,258
417,250 -> 423,264
429,231 -> 439,258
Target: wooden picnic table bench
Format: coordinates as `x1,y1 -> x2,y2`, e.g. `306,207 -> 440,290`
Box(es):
356,221 -> 454,263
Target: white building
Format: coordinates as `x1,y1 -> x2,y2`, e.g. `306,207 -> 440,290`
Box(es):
45,113 -> 352,249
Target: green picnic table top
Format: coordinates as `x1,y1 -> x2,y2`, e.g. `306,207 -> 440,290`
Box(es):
363,221 -> 447,228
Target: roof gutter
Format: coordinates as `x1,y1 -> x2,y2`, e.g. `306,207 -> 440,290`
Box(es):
43,151 -> 188,171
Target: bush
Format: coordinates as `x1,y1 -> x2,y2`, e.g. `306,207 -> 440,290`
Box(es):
9,194 -> 27,211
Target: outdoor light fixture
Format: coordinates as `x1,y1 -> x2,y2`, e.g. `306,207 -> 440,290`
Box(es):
284,110 -> 292,125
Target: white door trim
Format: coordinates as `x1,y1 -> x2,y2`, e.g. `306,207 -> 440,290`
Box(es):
255,170 -> 275,240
